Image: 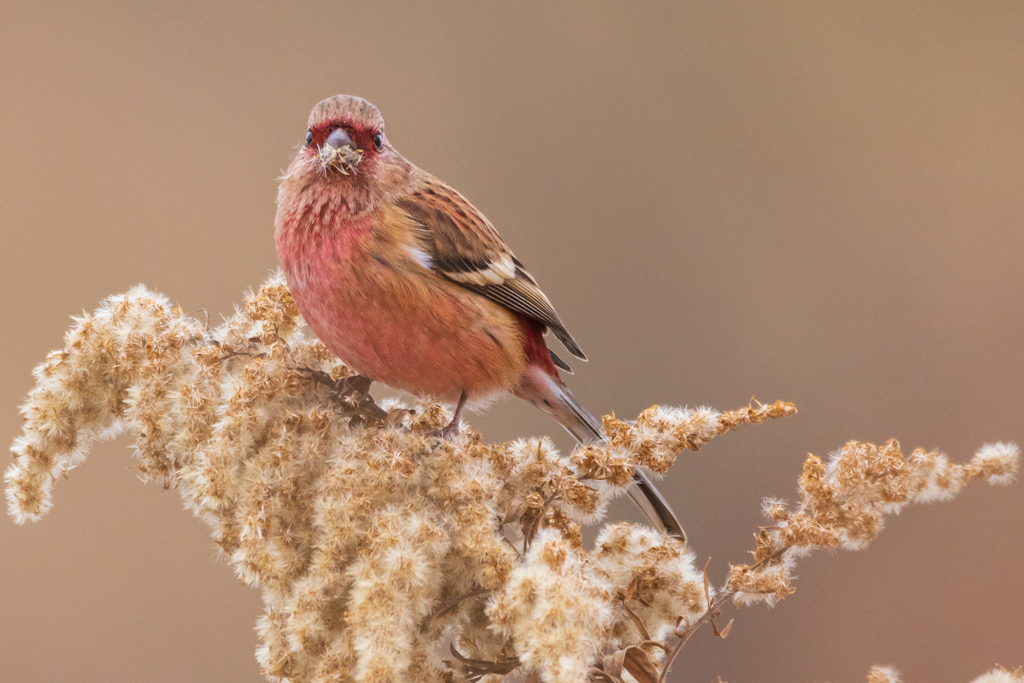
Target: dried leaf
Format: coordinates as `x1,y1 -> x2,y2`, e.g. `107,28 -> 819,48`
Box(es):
521,507 -> 543,550
449,645 -> 520,681
501,501 -> 526,525
640,640 -> 669,654
623,602 -> 651,641
702,557 -> 712,604
712,618 -> 733,639
623,577 -> 638,602
602,650 -> 626,679
623,645 -> 662,683
385,407 -> 414,427
588,669 -> 622,683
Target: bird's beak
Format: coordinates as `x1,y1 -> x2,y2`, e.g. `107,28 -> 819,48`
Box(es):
318,128 -> 363,175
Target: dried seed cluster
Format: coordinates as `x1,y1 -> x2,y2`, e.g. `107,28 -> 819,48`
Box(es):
728,439 -> 1019,606
5,274 -> 1017,683
867,665 -> 1022,683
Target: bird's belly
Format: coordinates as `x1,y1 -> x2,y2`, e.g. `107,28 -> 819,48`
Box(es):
286,252 -> 528,402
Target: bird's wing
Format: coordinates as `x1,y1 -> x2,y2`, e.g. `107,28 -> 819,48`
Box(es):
390,178 -> 586,360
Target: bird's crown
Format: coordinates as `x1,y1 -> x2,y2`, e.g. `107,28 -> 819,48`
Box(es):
308,94 -> 383,133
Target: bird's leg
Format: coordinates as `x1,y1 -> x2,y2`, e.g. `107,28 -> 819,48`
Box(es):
427,390 -> 468,441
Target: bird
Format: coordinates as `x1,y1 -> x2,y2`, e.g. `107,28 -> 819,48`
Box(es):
274,94 -> 684,540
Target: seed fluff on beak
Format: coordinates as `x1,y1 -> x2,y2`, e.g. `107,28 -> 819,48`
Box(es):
318,143 -> 363,175
318,127 -> 364,176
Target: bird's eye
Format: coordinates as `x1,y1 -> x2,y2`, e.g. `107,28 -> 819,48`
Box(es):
373,132 -> 383,151
305,130 -> 313,146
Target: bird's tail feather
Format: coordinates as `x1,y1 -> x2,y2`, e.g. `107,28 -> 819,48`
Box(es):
516,370 -> 687,542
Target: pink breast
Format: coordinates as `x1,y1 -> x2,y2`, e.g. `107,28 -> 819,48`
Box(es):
282,231 -> 528,403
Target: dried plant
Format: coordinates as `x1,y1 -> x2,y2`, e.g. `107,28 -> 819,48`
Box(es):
5,274 -> 1018,683
867,665 -> 1022,683
713,666 -> 1024,683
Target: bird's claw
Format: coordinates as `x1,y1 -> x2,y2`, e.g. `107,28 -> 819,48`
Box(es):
424,390 -> 468,442
332,374 -> 373,402
292,367 -> 387,423
332,375 -> 388,423
425,421 -> 461,442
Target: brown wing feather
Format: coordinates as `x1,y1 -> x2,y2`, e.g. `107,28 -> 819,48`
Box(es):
393,177 -> 586,360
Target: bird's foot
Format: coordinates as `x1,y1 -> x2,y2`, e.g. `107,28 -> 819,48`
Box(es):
332,374 -> 372,401
424,390 -> 468,442
332,375 -> 387,424
424,420 -> 461,442
293,366 -> 387,423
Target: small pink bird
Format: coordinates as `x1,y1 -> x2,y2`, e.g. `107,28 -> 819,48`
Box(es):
275,95 -> 683,538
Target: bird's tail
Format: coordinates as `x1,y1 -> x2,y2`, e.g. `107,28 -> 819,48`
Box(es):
515,368 -> 687,542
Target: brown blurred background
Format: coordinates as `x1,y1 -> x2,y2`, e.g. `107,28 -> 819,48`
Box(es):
2,2 -> 1022,681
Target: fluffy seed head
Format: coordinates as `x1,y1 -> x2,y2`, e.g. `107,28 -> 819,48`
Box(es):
5,273 -> 1015,683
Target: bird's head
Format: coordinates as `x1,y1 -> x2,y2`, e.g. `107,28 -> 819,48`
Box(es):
306,95 -> 384,176
279,95 -> 413,217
